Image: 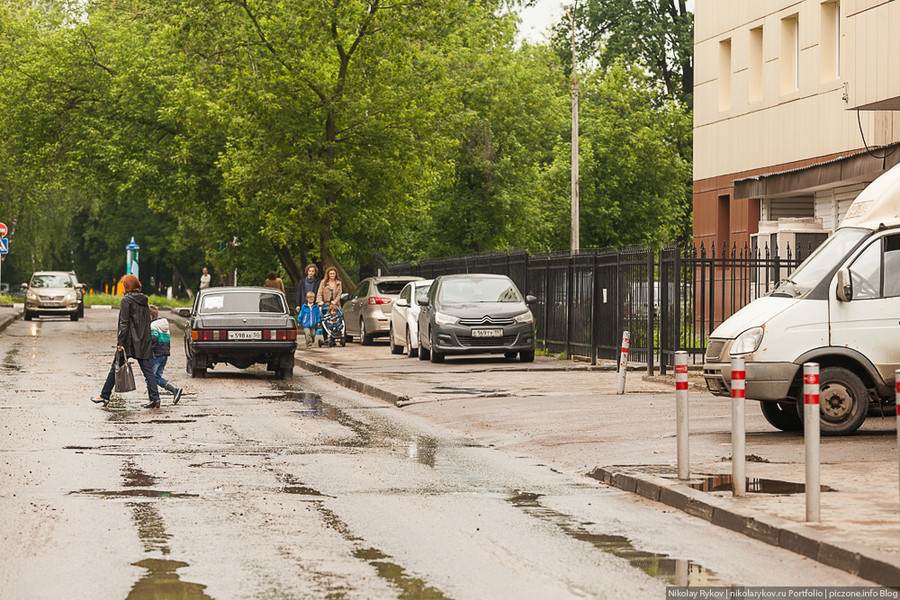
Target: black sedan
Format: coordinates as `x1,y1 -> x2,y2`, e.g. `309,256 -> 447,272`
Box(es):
417,274 -> 536,363
179,287 -> 297,378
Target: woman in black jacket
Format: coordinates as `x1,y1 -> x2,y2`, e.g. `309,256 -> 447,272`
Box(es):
91,274 -> 162,408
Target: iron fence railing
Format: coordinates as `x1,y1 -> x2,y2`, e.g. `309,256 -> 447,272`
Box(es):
385,239 -> 823,373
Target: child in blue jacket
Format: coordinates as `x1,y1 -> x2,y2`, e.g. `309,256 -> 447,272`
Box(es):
297,291 -> 322,348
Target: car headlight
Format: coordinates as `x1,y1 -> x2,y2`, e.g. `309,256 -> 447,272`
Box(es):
434,312 -> 459,325
66,292 -> 76,301
514,310 -> 534,324
26,290 -> 38,300
730,327 -> 764,356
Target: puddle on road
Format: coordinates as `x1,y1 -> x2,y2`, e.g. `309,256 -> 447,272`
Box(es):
688,474 -> 834,494
316,505 -> 451,600
124,462 -> 159,488
508,493 -> 729,587
131,501 -> 171,554
72,488 -> 199,499
126,558 -> 213,600
1,346 -> 21,372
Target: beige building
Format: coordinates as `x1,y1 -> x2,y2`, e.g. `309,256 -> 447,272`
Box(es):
693,0 -> 900,256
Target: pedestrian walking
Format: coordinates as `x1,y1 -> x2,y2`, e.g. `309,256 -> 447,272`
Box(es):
297,291 -> 322,348
199,267 -> 211,290
91,274 -> 161,409
263,270 -> 285,294
316,266 -> 343,307
148,305 -> 183,404
294,264 -> 320,314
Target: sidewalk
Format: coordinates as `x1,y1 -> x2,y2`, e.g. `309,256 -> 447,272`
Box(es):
293,343 -> 900,587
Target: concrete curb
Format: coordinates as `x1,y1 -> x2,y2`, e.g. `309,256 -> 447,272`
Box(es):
293,353 -> 900,587
0,309 -> 22,334
588,466 -> 900,587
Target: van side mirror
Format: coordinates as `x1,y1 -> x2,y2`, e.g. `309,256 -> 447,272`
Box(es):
835,268 -> 852,302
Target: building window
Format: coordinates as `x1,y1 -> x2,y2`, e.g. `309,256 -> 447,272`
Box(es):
749,27 -> 763,103
820,1 -> 840,82
719,38 -> 732,111
781,15 -> 799,94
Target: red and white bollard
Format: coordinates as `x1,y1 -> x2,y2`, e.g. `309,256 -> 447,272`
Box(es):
804,363 -> 821,522
616,331 -> 631,395
675,351 -> 690,480
731,356 -> 746,496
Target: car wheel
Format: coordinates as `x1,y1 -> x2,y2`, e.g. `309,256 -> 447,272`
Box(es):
802,366 -> 869,436
360,319 -> 372,345
429,331 -> 444,363
759,401 -> 803,432
406,327 -> 417,358
504,351 -> 517,359
418,332 -> 430,361
189,355 -> 206,378
78,304 -> 85,319
70,312 -> 79,322
24,311 -> 33,321
519,350 -> 535,363
277,365 -> 294,379
389,325 -> 403,354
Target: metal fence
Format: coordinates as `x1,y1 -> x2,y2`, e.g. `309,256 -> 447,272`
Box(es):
388,239 -> 823,374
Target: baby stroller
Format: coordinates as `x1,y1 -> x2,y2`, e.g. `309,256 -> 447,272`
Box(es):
318,307 -> 346,347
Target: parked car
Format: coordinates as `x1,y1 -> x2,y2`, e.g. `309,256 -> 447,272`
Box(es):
417,273 -> 536,363
22,271 -> 83,321
68,271 -> 85,318
343,275 -> 423,345
703,161 -> 900,435
178,286 -> 297,379
388,279 -> 434,357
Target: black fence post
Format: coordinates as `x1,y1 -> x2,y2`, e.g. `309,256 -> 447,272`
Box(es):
565,255 -> 572,358
647,249 -> 655,377
590,251 -> 598,365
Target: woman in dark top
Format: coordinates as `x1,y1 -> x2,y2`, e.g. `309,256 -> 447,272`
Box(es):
294,263 -> 321,314
91,274 -> 162,408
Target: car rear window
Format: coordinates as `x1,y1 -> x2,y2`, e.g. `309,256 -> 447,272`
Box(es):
438,278 -> 522,303
200,291 -> 286,314
31,274 -> 72,288
375,280 -> 415,295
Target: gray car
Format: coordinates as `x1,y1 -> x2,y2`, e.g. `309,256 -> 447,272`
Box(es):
179,287 -> 297,379
23,271 -> 83,321
343,275 -> 423,345
417,273 -> 536,363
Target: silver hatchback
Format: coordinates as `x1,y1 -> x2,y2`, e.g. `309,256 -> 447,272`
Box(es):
23,271 -> 83,321
343,276 -> 423,344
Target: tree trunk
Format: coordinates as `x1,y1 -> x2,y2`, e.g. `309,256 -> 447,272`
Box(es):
274,244 -> 302,286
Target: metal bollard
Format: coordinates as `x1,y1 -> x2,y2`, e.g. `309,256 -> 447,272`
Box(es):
895,369 -> 899,516
675,351 -> 690,480
804,363 -> 821,522
616,331 -> 630,395
731,356 -> 746,496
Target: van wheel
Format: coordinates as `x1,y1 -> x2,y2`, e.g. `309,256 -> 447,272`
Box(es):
802,366 -> 869,436
759,401 -> 802,432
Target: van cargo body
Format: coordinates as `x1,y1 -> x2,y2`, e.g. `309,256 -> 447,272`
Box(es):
702,162 -> 900,435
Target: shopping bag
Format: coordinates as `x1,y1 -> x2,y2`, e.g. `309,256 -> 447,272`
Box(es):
114,350 -> 137,393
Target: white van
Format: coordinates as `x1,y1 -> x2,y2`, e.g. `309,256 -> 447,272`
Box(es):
703,162 -> 900,435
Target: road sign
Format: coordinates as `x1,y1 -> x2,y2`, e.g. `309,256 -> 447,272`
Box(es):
0,222 -> 6,237
0,238 -> 7,253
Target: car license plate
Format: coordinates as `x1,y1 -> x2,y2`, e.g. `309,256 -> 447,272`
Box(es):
228,330 -> 261,340
471,328 -> 503,338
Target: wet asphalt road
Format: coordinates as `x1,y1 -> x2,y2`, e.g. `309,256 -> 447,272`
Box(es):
0,311 -> 875,599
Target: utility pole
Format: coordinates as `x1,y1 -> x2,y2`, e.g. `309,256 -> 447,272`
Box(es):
563,3 -> 580,254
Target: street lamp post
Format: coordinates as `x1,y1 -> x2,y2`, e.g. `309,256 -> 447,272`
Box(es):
563,3 -> 580,254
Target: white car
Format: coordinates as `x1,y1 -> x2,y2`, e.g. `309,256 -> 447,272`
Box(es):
389,279 -> 433,357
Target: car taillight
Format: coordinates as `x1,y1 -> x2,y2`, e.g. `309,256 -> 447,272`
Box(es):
261,329 -> 298,340
369,297 -> 391,305
192,329 -> 227,341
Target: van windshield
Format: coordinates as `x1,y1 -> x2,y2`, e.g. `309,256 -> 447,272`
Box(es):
773,227 -> 870,297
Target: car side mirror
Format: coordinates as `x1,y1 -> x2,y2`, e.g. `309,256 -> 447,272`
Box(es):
21,283 -> 28,289
177,308 -> 192,318
395,298 -> 409,307
417,297 -> 429,307
525,295 -> 537,305
835,268 -> 852,302
340,292 -> 350,303
76,283 -> 85,290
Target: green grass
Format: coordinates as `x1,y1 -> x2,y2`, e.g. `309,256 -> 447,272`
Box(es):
83,293 -> 192,307
0,294 -> 19,304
